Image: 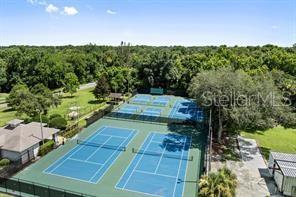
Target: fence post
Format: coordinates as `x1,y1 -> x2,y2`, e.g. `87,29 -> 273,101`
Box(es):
33,183 -> 36,196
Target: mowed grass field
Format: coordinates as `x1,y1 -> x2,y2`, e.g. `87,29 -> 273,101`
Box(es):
241,126 -> 296,159
0,88 -> 105,127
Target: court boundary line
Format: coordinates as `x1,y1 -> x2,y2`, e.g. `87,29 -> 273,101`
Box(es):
85,136 -> 112,161
116,132 -> 191,197
134,170 -> 176,179
44,127 -> 108,174
92,129 -> 138,184
114,134 -> 152,190
90,130 -> 136,183
116,187 -> 162,197
45,170 -> 100,184
68,157 -> 104,166
43,126 -> 137,184
172,136 -> 187,197
154,143 -> 167,174
122,133 -> 155,189
182,135 -> 193,197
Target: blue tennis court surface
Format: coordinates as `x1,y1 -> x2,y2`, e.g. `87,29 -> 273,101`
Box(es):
139,108 -> 162,121
116,132 -> 191,197
117,104 -> 140,118
152,96 -> 170,106
44,126 -> 136,184
169,99 -> 204,121
131,95 -> 152,104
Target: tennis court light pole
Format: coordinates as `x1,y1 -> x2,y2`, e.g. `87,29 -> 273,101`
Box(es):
37,109 -> 44,144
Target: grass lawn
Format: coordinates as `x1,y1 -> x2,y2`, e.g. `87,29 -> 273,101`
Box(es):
0,88 -> 105,127
241,126 -> 296,159
48,87 -> 104,118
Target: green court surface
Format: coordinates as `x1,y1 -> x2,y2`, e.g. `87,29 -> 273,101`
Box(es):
13,95 -> 207,197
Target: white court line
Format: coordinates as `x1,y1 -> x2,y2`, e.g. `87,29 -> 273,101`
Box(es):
116,187 -> 163,197
44,127 -> 108,174
154,143 -> 167,173
115,134 -> 151,189
68,158 -> 103,166
93,133 -> 126,139
134,170 -> 176,179
181,136 -> 193,197
90,129 -> 137,183
85,136 -> 112,161
45,170 -> 99,184
122,133 -> 155,189
172,136 -> 187,197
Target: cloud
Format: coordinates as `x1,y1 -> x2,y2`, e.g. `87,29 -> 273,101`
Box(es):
45,4 -> 58,13
271,25 -> 280,29
27,0 -> 47,5
107,9 -> 117,15
63,6 -> 78,16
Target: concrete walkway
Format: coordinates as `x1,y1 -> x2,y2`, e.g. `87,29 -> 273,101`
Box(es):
236,136 -> 279,197
211,136 -> 282,197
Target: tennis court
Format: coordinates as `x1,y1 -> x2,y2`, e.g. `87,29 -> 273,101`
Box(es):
169,99 -> 203,121
116,132 -> 192,197
131,95 -> 152,104
152,96 -> 170,106
44,126 -> 136,184
13,94 -> 205,197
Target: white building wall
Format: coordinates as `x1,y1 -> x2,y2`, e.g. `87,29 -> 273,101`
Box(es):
1,149 -> 21,162
283,176 -> 296,196
274,170 -> 284,192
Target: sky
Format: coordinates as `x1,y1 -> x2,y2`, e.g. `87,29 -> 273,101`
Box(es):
0,0 -> 295,46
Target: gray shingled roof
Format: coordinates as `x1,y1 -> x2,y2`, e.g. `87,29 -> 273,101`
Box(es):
271,152 -> 296,178
0,122 -> 59,152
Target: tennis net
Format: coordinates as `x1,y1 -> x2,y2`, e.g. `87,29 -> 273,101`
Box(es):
77,140 -> 126,151
132,148 -> 193,161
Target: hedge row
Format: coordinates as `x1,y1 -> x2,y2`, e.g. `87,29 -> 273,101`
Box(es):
0,158 -> 10,167
38,140 -> 55,156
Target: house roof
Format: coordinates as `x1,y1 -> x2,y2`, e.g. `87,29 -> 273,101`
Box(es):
0,122 -> 59,153
271,152 -> 296,178
109,93 -> 123,99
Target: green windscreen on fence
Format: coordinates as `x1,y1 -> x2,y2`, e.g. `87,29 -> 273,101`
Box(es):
150,88 -> 164,95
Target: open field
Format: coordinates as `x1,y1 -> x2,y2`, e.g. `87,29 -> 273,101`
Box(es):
240,126 -> 296,159
0,88 -> 104,127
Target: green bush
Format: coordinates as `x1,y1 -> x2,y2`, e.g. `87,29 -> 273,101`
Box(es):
0,158 -> 10,167
49,113 -> 62,120
49,117 -> 67,130
199,166 -> 237,197
38,140 -> 54,156
30,115 -> 49,124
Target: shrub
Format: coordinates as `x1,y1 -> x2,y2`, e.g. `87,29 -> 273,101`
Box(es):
0,158 -> 10,167
49,117 -> 67,130
30,115 -> 49,123
49,113 -> 62,120
199,166 -> 237,197
38,140 -> 55,156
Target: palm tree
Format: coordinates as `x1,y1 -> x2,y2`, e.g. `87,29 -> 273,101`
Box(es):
199,166 -> 237,197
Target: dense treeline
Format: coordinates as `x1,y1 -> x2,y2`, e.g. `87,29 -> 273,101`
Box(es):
0,44 -> 295,94
1,44 -> 296,137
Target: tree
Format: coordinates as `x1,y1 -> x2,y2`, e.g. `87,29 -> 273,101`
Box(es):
7,83 -> 39,117
63,72 -> 79,96
93,75 -> 110,101
188,68 -> 296,143
199,167 -> 237,197
0,59 -> 7,91
7,83 -> 61,117
31,83 -> 61,114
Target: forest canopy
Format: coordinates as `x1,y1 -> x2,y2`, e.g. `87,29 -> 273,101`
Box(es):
0,44 -> 295,94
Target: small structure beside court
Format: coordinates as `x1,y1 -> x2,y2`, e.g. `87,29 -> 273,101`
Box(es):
0,119 -> 59,164
108,93 -> 123,104
268,152 -> 296,196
